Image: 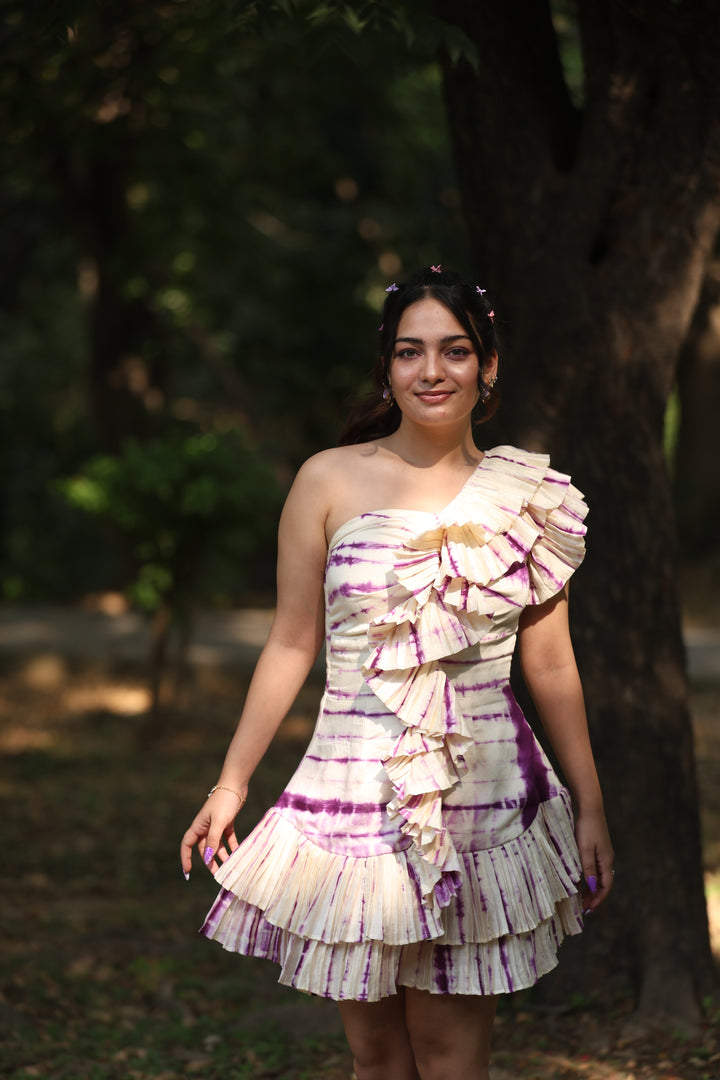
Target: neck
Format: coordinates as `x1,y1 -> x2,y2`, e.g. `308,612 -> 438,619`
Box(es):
384,418 -> 480,468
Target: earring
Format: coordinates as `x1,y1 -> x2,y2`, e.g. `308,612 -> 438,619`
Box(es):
479,375 -> 496,402
382,386 -> 394,406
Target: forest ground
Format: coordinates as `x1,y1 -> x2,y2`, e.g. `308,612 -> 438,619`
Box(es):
1,567 -> 719,1080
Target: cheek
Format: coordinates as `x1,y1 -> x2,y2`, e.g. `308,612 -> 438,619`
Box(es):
464,364 -> 481,391
388,360 -> 410,388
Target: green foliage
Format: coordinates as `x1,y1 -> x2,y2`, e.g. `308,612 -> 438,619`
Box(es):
664,385 -> 681,473
59,427 -> 281,611
0,0 -> 468,600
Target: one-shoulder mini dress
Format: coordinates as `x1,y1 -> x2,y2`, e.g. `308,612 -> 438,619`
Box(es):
201,446 -> 588,1001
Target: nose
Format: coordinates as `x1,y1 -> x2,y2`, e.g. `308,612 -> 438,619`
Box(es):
418,349 -> 444,384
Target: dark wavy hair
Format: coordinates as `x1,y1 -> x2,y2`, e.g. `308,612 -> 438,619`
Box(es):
339,266 -> 500,446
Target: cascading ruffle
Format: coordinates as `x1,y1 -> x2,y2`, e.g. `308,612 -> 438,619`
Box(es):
361,447 -> 588,913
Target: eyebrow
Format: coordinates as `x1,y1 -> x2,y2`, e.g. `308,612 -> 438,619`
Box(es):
393,334 -> 472,346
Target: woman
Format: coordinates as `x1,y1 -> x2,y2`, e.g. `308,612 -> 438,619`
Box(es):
181,266 -> 614,1080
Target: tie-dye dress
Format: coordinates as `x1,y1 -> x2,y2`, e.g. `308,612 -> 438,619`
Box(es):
201,445 -> 589,1001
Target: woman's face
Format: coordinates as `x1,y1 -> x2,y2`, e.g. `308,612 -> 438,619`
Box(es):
389,298 -> 497,428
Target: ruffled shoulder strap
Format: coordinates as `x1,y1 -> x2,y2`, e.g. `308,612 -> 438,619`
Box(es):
479,446 -> 588,605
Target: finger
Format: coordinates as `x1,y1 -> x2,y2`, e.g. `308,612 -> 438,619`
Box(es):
180,824 -> 205,879
576,846 -> 600,913
201,835 -> 223,874
580,850 -> 599,897
180,841 -> 192,880
596,860 -> 614,898
584,862 -> 614,913
223,826 -> 240,853
213,829 -> 239,864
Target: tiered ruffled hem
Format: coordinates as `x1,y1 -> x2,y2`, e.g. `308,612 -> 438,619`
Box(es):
201,790 -> 583,1001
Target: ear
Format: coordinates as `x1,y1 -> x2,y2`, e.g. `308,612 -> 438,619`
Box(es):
483,350 -> 498,383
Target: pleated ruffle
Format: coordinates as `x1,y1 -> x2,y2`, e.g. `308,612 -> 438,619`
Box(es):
361,447 -> 588,913
201,791 -> 582,1001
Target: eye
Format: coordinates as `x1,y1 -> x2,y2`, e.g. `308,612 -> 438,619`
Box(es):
447,347 -> 471,359
395,347 -> 420,359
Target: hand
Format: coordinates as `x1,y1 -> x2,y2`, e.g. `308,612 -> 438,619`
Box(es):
575,805 -> 614,913
180,787 -> 245,877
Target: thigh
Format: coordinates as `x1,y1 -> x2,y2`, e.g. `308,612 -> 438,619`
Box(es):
338,991 -> 420,1080
403,989 -> 497,1080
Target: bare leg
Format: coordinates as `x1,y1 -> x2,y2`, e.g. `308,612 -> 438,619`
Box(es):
404,988 -> 497,1080
338,990 -> 421,1080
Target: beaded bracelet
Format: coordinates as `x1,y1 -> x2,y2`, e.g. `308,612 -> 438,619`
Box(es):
207,784 -> 246,808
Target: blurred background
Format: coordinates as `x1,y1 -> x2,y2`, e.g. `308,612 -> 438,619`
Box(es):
2,1 -> 718,617
1,1 -> 471,613
2,3 -> 719,1078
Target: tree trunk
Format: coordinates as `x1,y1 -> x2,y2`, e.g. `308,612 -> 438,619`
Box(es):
675,240 -> 720,556
51,6 -> 168,454
83,131 -> 168,454
437,0 -> 720,1025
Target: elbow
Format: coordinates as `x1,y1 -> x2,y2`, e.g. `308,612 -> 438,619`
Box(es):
266,626 -> 325,666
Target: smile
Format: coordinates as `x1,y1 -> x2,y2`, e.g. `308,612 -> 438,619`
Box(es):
416,391 -> 454,403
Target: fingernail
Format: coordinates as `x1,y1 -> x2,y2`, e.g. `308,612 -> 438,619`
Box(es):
583,908 -> 593,916
203,847 -> 214,866
183,868 -> 190,882
587,875 -> 597,894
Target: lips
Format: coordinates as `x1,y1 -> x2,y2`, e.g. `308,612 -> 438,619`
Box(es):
416,391 -> 454,403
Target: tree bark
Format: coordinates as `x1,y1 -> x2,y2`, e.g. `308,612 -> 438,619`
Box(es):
437,0 -> 720,1025
51,7 -> 168,453
675,239 -> 720,555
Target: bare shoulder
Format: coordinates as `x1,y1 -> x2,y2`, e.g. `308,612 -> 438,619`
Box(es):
280,445 -> 373,534
289,443 -> 387,543
293,443 -> 383,497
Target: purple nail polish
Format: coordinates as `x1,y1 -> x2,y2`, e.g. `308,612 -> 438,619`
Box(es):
203,847 -> 214,866
587,874 -> 597,893
183,869 -> 190,881
583,908 -> 593,916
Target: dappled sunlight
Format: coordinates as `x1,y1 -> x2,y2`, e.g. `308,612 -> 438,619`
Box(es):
0,658 -> 718,1079
0,725 -> 56,753
0,671 -> 152,755
18,653 -> 68,690
63,683 -> 151,716
490,1002 -> 720,1079
706,871 -> 720,959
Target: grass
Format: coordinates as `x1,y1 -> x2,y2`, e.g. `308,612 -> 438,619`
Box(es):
1,657 -> 719,1079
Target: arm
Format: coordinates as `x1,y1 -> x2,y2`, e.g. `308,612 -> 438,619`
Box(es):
518,588 -> 614,911
180,457 -> 330,877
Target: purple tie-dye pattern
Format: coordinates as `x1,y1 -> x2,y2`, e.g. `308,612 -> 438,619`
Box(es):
199,446 -> 589,1002
276,792 -> 383,815
505,688 -> 553,830
433,944 -> 451,993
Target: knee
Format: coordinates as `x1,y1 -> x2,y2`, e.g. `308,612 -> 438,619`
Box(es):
406,1027 -> 452,1072
341,1010 -> 417,1080
406,1020 -> 491,1080
349,1029 -> 411,1077
349,1025 -> 390,1070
